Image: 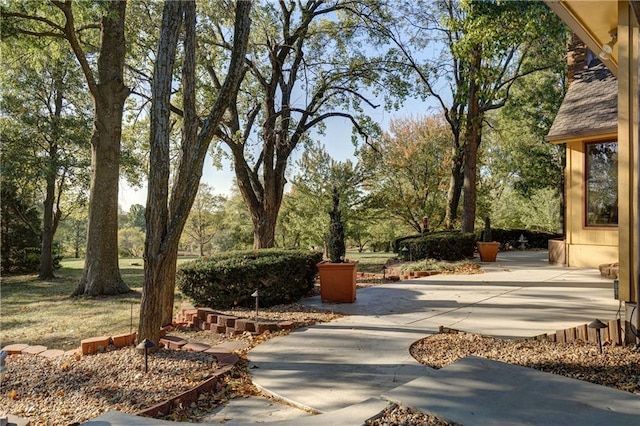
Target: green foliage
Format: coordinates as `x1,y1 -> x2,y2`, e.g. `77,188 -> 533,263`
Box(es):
482,217 -> 492,242
396,231 -> 476,262
480,229 -> 562,250
276,142 -> 369,251
181,184 -> 226,256
399,258 -> 473,273
485,187 -> 562,234
118,227 -> 145,258
360,115 -> 451,233
0,184 -> 42,274
177,249 -> 323,309
212,190 -> 253,252
327,187 -> 346,263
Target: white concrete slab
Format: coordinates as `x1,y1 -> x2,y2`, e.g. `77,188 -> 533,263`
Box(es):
382,356 -> 640,426
249,251 -> 621,413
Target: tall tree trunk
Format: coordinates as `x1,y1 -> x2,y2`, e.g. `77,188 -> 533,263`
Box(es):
461,48 -> 482,234
445,146 -> 464,229
139,0 -> 183,346
39,174 -> 56,279
73,0 -> 130,296
39,80 -> 64,280
139,0 -> 252,345
252,211 -> 278,249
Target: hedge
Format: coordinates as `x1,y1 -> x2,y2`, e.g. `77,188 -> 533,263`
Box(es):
396,231 -> 476,261
177,249 -> 323,309
476,229 -> 563,250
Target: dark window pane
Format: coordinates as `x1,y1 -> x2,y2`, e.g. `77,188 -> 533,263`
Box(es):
585,141 -> 618,226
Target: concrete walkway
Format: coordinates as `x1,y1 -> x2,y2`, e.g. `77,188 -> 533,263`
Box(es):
246,250 -> 634,422
86,251 -> 639,425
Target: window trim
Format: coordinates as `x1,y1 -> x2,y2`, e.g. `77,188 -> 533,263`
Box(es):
583,140 -> 618,228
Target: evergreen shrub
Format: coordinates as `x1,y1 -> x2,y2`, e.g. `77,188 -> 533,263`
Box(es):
177,249 -> 323,309
476,229 -> 563,249
397,231 -> 476,261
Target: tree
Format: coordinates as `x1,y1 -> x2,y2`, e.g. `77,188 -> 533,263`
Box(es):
0,183 -> 42,274
183,184 -> 225,256
214,190 -> 254,251
57,208 -> 88,258
360,115 -> 451,233
478,68 -> 566,231
3,0 -> 132,295
139,0 -> 252,345
276,142 -> 367,253
355,0 -> 566,232
0,37 -> 91,278
119,204 -> 146,231
214,0 -> 380,249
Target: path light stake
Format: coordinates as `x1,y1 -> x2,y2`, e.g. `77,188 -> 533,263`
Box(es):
130,302 -> 134,336
381,265 -> 387,279
251,290 -> 260,319
588,319 -> 608,354
136,339 -> 156,373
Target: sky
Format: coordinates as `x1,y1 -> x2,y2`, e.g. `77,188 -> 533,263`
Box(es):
117,95 -> 437,211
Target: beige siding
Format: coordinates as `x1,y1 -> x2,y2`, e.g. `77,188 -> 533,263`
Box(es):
565,139 -> 619,268
617,3 -> 639,302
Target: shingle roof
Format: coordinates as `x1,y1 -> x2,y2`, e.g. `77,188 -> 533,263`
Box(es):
546,63 -> 617,142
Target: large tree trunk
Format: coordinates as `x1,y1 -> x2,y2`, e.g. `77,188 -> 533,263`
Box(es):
138,0 -> 251,345
139,0 -> 183,346
444,146 -> 464,229
39,82 -> 63,280
252,211 -> 278,249
73,0 -> 130,296
461,49 -> 482,234
39,174 -> 56,279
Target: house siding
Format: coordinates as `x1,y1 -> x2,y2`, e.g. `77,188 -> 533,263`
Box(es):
565,139 -> 619,268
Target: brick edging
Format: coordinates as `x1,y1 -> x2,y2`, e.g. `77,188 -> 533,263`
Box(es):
438,318 -> 625,346
135,364 -> 235,418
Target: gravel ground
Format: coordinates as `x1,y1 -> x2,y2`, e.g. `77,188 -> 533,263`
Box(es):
0,346 -> 221,424
0,303 -> 340,425
3,286 -> 639,425
367,333 -> 640,426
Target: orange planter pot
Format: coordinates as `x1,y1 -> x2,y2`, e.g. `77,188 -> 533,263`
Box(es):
317,261 -> 357,303
477,241 -> 500,262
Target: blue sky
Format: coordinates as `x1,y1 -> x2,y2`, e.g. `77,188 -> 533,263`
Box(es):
118,95 -> 436,211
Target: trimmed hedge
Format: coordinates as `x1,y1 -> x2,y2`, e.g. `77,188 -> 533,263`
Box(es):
476,229 -> 563,250
177,249 -> 323,309
396,231 -> 476,261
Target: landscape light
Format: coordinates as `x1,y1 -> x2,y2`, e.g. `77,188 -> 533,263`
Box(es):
136,339 -> 156,373
588,319 -> 608,354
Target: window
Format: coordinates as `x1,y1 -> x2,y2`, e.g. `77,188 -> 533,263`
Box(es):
585,141 -> 618,226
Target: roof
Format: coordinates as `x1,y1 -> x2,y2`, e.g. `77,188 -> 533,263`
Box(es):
546,63 -> 617,143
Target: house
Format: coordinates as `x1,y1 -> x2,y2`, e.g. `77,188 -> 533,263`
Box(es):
544,0 -> 638,342
547,36 -> 619,269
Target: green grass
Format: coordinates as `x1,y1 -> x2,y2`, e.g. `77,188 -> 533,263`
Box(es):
0,258 -> 189,350
345,250 -> 397,273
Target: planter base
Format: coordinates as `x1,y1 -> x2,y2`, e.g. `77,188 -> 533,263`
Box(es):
477,242 -> 500,262
317,261 -> 357,303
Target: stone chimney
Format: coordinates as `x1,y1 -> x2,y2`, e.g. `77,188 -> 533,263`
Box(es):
567,33 -> 588,83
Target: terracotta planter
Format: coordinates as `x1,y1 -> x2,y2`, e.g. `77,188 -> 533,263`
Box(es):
477,241 -> 500,262
317,261 -> 357,303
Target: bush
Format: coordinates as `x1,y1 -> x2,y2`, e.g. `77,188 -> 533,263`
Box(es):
396,231 -> 475,261
476,229 -> 563,249
177,249 -> 323,309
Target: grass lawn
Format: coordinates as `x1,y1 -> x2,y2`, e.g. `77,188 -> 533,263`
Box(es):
346,250 -> 396,273
0,258 -> 190,351
0,252 -> 395,351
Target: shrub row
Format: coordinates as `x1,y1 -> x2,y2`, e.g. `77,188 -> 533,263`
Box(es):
396,231 -> 476,261
478,229 -> 563,249
177,249 -> 323,309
